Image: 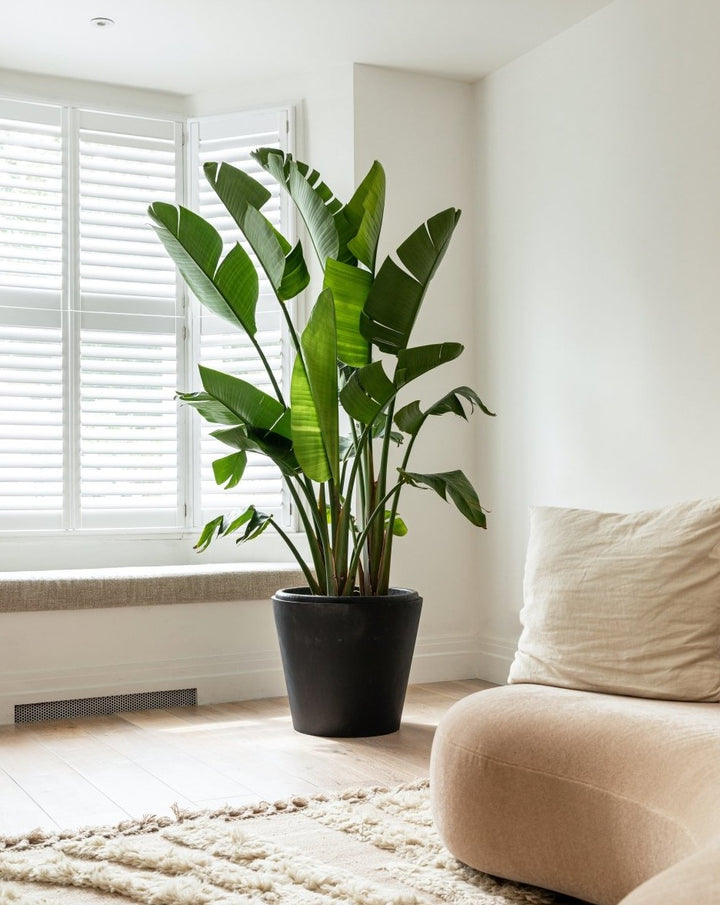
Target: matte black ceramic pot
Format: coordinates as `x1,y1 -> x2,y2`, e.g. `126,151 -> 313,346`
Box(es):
272,587 -> 422,738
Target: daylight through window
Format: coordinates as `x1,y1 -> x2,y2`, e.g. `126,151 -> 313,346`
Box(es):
0,99 -> 292,539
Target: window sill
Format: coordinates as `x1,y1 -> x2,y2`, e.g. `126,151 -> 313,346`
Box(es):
0,563 -> 307,614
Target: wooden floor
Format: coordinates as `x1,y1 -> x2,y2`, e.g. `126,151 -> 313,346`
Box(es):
0,679 -> 491,838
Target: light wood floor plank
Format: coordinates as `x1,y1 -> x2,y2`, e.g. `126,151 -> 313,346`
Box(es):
0,768 -> 56,836
0,728 -> 128,831
0,679 -> 491,836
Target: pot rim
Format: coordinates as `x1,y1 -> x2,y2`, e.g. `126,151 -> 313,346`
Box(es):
273,586 -> 420,604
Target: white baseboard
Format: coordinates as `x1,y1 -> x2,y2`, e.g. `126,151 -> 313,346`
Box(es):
475,636 -> 516,685
409,633 -> 486,684
0,631 -> 506,725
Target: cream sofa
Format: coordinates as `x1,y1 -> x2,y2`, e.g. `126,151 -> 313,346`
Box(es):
430,683 -> 720,905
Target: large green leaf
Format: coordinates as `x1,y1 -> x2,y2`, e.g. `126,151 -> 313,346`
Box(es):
427,386 -> 495,419
345,161 -> 386,271
323,259 -> 371,368
212,451 -> 247,489
278,239 -> 311,301
204,162 -> 310,301
203,160 -> 271,217
199,366 -> 291,438
148,202 -> 259,334
253,150 -> 389,274
395,342 -> 464,388
360,207 -> 462,353
210,425 -> 299,476
395,386 -> 495,436
339,360 -> 394,424
253,148 -> 365,268
288,162 -> 341,266
177,391 -> 240,426
339,344 -> 465,423
194,505 -> 272,552
291,289 -> 339,482
254,149 -> 341,266
236,203 -> 286,287
230,505 -> 274,543
399,468 -> 487,527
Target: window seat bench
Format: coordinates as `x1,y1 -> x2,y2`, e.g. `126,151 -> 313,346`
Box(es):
0,564 -> 306,614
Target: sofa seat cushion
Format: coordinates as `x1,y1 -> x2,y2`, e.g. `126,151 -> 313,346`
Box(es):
430,684 -> 720,905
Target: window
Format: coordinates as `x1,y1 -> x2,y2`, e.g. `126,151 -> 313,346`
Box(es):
0,98 -> 293,558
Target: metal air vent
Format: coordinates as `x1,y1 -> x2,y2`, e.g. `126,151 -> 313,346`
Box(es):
15,687 -> 197,724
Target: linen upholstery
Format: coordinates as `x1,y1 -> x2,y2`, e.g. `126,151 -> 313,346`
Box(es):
0,564 -> 305,613
430,684 -> 720,905
508,499 -> 720,701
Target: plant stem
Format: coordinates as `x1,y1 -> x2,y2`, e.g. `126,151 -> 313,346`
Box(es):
267,519 -> 321,594
367,399 -> 395,592
286,479 -> 326,589
376,430 -> 420,594
344,478 -> 405,593
249,332 -> 285,405
316,483 -> 335,594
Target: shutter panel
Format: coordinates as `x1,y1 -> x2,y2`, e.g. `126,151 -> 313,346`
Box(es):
190,110 -> 290,527
0,101 -> 64,529
77,111 -> 180,528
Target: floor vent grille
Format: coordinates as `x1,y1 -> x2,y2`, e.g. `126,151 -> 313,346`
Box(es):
15,688 -> 198,724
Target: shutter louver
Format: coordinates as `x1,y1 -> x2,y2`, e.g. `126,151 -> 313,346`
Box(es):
78,111 -> 180,528
0,101 -> 64,529
0,100 -> 294,550
193,111 -> 289,526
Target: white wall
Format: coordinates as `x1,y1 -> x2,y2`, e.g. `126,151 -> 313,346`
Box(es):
0,67 -> 186,117
474,0 -> 720,674
353,65 -> 486,659
188,65 -> 357,205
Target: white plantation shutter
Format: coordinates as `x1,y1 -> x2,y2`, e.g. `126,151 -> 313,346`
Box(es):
0,101 -> 64,529
0,98 -> 295,552
77,111 -> 180,528
189,110 -> 291,528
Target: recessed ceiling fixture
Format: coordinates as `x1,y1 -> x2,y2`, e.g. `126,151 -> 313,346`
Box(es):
90,16 -> 115,28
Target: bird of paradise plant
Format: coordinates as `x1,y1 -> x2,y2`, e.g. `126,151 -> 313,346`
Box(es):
149,151 -> 493,597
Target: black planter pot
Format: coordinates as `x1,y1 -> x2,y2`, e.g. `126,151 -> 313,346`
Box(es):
272,587 -> 422,738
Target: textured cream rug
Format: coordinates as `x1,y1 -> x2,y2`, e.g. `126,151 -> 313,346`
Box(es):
0,781 -> 581,905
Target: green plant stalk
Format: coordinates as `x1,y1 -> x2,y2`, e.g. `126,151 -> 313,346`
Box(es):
332,414 -> 377,595
327,476 -> 346,592
349,420 -> 366,512
266,517 -> 321,594
276,298 -> 307,379
300,474 -> 328,546
350,419 -> 369,594
344,478 -> 406,592
301,474 -> 333,591
315,483 -> 335,594
338,415 -> 378,590
376,429 -> 421,595
246,330 -> 285,406
286,478 -> 327,591
366,399 -> 395,593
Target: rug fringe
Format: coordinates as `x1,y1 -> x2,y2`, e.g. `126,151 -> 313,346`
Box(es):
0,777 -> 429,853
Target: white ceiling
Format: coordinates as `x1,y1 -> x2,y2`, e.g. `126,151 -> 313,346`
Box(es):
2,0 -> 615,97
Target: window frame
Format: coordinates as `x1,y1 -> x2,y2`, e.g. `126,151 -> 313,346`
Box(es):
0,97 -> 302,571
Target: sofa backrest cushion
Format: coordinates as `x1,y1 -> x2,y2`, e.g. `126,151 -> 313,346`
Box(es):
508,498 -> 720,701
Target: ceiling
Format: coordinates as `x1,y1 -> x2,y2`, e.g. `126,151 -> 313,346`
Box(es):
1,0 -> 615,97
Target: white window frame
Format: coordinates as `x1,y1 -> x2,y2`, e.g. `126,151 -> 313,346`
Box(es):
0,98 -> 302,571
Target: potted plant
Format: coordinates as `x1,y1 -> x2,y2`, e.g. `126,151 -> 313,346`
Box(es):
148,150 -> 494,737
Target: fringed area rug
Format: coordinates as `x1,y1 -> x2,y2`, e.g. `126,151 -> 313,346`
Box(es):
0,780 -> 581,905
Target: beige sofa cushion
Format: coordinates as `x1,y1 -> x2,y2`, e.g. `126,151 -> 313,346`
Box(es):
508,499 -> 720,701
430,684 -> 720,905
